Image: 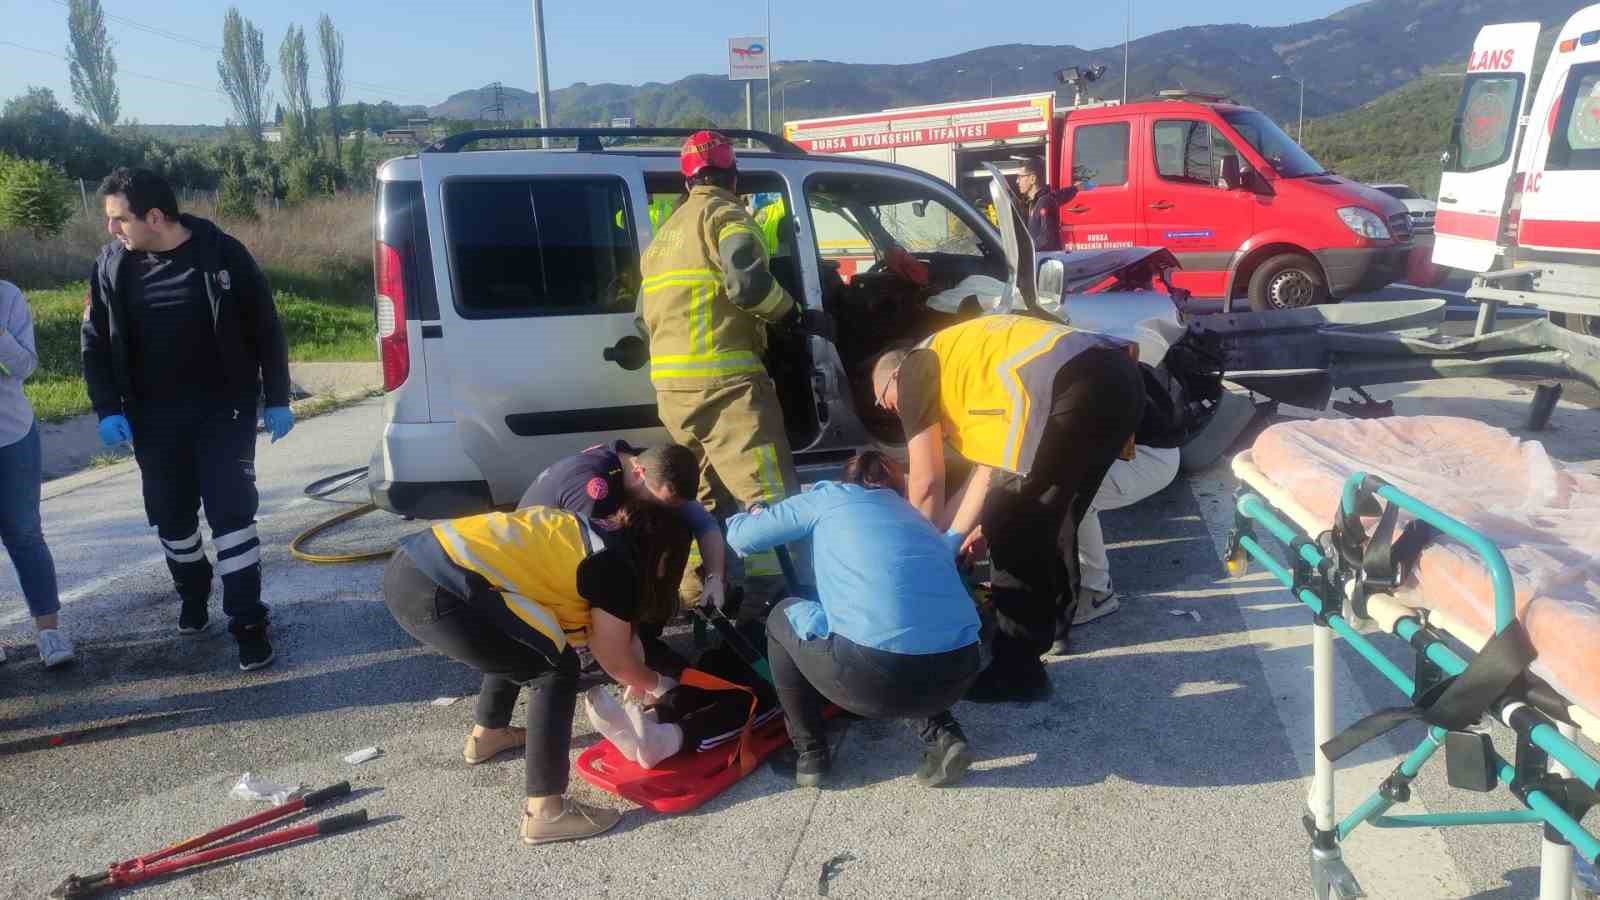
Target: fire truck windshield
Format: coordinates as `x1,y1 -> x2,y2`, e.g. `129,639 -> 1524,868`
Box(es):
1220,109 -> 1327,177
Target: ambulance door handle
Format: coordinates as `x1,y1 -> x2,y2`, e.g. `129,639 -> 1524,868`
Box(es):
1439,195 -> 1457,205
1064,204 -> 1090,214
1148,201 -> 1175,210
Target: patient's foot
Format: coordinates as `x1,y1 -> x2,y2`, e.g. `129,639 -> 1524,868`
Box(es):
626,702 -> 685,769
584,686 -> 642,763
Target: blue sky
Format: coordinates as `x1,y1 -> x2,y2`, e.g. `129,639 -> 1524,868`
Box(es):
2,0 -> 1354,124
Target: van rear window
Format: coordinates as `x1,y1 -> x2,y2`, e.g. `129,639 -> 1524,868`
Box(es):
443,177 -> 637,318
1448,74 -> 1523,173
1071,123 -> 1130,186
1548,64 -> 1600,172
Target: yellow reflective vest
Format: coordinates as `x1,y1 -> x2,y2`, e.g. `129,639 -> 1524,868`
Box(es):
755,196 -> 787,256
640,185 -> 794,387
429,507 -> 608,654
922,315 -> 1134,475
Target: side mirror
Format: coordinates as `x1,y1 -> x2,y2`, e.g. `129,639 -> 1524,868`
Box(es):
911,200 -> 928,218
1037,258 -> 1067,319
1219,156 -> 1242,191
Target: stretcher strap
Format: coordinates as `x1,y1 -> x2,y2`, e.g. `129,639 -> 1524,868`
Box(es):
677,667 -> 761,777
1321,621 -> 1536,762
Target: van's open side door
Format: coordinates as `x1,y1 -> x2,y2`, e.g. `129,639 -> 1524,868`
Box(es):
1432,22 -> 1542,272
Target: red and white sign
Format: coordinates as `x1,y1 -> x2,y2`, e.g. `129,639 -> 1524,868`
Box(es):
787,95 -> 1054,154
1468,47 -> 1519,71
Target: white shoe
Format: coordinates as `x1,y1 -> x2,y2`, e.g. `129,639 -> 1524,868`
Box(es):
1072,588 -> 1120,626
38,629 -> 76,668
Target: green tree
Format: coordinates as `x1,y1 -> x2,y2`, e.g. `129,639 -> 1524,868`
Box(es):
0,154 -> 74,236
317,15 -> 345,169
65,0 -> 119,128
278,24 -> 316,152
216,164 -> 258,222
217,7 -> 272,142
346,131 -> 372,190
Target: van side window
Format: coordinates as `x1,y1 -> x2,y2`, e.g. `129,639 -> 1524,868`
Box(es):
443,177 -> 638,318
1071,123 -> 1130,186
1447,74 -> 1524,173
1153,120 -> 1244,187
1548,64 -> 1600,172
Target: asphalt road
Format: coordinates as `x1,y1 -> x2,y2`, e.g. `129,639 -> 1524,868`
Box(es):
2,369 -> 1597,898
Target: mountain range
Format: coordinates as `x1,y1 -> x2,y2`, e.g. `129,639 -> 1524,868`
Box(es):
426,0 -> 1587,130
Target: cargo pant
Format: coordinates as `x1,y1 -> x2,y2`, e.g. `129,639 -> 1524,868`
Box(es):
654,375 -> 810,602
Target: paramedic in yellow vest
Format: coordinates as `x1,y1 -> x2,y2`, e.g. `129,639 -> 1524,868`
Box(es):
382,505 -> 671,845
870,314 -> 1145,703
639,131 -> 826,598
753,193 -> 787,256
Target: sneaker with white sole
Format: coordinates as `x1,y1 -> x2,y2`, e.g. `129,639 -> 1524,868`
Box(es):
38,629 -> 75,668
1072,587 -> 1120,626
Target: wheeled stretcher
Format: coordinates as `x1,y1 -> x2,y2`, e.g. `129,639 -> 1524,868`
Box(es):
1227,415 -> 1599,899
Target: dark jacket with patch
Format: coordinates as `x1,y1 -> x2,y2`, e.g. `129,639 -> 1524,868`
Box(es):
80,214 -> 291,419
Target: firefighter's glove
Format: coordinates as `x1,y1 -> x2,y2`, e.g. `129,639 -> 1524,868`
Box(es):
698,573 -> 727,612
791,308 -> 834,341
263,406 -> 295,443
97,414 -> 132,448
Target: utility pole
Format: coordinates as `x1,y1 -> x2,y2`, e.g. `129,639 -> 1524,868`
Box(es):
746,81 -> 754,142
1123,0 -> 1131,103
531,0 -> 552,148
765,0 -> 773,133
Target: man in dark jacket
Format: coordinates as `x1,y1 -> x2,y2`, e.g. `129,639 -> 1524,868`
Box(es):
82,168 -> 293,671
1016,156 -> 1079,253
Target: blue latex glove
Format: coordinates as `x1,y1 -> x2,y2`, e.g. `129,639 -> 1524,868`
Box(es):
97,414 -> 132,447
263,406 -> 294,443
943,529 -> 965,557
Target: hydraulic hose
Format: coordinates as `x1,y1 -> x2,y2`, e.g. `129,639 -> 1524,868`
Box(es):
289,466 -> 396,564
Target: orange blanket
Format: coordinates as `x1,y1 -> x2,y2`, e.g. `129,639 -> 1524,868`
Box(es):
1251,416 -> 1600,717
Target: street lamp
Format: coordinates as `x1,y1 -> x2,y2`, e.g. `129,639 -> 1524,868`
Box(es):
1272,73 -> 1305,142
779,78 -> 812,126
988,65 -> 1025,98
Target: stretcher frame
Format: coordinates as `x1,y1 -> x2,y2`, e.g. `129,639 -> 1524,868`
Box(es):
1228,455 -> 1600,900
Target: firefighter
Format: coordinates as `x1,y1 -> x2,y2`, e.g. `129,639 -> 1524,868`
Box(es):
82,168 -> 292,672
638,131 -> 826,600
1015,156 -> 1079,252
870,315 -> 1145,703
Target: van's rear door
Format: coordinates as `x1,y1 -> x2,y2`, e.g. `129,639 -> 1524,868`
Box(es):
417,148 -> 664,505
1432,22 -> 1542,272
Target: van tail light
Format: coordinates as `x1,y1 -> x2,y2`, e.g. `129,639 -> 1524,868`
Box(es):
374,241 -> 410,392
1501,173 -> 1525,247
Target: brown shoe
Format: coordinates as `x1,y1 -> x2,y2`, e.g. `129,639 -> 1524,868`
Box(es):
463,726 -> 526,765
520,798 -> 622,845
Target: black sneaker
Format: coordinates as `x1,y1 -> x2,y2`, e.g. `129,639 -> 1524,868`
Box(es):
771,746 -> 831,787
236,625 -> 274,671
178,594 -> 210,635
916,722 -> 975,788
965,660 -> 1050,704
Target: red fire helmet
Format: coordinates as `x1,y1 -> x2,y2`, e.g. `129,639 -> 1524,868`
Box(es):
680,130 -> 737,179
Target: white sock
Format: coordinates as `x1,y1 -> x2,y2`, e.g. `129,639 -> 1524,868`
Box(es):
584,687 -> 642,763
626,702 -> 684,769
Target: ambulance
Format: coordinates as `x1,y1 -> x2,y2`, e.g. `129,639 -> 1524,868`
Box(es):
1433,4 -> 1600,336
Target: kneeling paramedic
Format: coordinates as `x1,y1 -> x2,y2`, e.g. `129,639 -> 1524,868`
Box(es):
725,451 -> 983,788
382,505 -> 672,844
520,440 -> 727,668
639,131 -> 828,603
82,168 -> 292,671
871,315 -> 1144,703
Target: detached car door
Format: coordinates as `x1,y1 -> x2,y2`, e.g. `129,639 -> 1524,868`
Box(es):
418,150 -> 664,505
1432,22 -> 1542,272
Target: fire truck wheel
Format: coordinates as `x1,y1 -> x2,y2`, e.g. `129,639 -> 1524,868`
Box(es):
1248,253 -> 1327,312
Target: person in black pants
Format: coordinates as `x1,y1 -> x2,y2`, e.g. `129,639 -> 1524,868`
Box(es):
82,168 -> 294,671
871,316 -> 1145,703
383,504 -> 671,845
724,452 -> 984,787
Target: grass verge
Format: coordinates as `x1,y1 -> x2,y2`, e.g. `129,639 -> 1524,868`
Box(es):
21,281 -> 376,423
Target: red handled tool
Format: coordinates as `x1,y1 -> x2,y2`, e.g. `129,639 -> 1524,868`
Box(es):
51,782 -> 367,898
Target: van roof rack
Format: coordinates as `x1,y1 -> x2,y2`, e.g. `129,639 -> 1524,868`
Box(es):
424,127 -> 807,155
1155,89 -> 1231,104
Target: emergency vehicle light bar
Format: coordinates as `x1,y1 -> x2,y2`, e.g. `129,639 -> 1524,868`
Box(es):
424,128 -> 808,156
